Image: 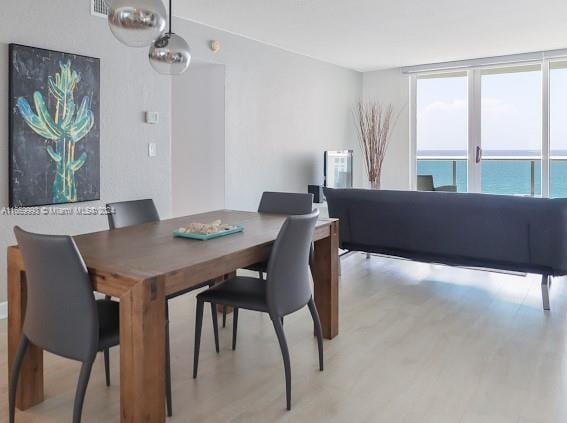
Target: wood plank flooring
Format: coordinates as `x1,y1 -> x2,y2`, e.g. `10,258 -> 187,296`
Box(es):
1,253 -> 567,422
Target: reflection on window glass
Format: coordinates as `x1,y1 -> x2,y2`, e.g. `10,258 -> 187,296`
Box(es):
324,150 -> 353,188
550,62 -> 567,198
480,66 -> 542,196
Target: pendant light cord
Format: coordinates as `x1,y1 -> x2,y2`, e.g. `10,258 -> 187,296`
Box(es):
169,0 -> 173,34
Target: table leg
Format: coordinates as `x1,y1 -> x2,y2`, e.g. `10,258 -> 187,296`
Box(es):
120,277 -> 166,423
7,247 -> 44,410
312,221 -> 339,339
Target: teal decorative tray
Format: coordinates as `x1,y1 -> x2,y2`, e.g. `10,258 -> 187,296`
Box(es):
173,225 -> 244,241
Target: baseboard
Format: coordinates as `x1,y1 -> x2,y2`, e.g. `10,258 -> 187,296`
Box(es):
0,301 -> 6,320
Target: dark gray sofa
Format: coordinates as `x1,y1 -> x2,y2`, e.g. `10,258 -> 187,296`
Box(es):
324,187 -> 567,310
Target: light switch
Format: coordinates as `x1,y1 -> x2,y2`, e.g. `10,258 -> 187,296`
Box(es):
148,143 -> 157,157
145,111 -> 159,124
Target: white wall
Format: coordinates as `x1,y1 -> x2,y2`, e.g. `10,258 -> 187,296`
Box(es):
172,64 -> 226,216
174,18 -> 363,211
0,6 -> 363,303
361,69 -> 411,190
0,0 -> 172,302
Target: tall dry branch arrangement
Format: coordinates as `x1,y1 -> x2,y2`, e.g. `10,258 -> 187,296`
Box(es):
355,101 -> 399,189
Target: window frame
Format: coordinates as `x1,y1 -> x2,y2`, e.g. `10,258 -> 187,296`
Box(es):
410,58 -> 555,197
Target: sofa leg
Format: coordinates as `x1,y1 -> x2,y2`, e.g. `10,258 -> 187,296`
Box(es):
541,275 -> 551,311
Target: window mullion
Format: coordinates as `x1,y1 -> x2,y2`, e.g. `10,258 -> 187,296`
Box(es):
409,75 -> 417,190
467,69 -> 481,193
542,60 -> 550,198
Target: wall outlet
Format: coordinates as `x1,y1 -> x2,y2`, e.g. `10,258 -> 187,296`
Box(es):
148,143 -> 157,157
145,111 -> 159,124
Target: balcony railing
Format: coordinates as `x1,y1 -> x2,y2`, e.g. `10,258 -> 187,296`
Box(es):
416,156 -> 467,192
416,156 -> 567,197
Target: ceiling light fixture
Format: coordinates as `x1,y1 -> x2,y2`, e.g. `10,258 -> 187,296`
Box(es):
107,0 -> 167,47
148,0 -> 191,75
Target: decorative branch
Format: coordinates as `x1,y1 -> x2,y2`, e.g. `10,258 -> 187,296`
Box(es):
355,101 -> 400,189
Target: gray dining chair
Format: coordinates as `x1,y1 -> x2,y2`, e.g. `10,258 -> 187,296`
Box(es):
193,210 -> 323,411
107,198 -> 160,229
10,227 -> 120,423
106,198 -> 216,417
221,191 -> 314,327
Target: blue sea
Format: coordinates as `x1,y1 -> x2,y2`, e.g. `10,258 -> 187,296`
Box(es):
417,157 -> 567,198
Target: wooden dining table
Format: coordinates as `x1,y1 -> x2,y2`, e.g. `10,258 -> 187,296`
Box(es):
7,209 -> 339,422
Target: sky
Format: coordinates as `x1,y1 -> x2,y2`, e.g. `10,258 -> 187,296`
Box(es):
416,66 -> 567,155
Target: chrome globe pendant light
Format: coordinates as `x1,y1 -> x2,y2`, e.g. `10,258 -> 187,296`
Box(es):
148,0 -> 191,75
107,0 -> 167,47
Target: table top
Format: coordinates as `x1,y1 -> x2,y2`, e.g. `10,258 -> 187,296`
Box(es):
73,209 -> 335,282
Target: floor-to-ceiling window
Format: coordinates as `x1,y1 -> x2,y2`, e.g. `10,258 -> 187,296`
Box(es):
416,73 -> 468,192
412,56 -> 566,198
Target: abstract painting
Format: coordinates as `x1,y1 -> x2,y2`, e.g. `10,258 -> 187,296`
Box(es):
9,44 -> 100,207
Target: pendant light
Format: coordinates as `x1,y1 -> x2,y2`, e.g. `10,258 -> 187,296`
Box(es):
107,0 -> 167,47
148,0 -> 191,75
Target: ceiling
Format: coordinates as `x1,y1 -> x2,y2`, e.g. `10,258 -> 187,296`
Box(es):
175,0 -> 567,72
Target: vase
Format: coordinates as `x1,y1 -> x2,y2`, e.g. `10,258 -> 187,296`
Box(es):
370,178 -> 380,190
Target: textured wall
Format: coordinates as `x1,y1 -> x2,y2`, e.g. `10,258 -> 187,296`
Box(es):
172,64 -> 226,216
0,4 -> 363,303
0,0 -> 172,302
362,69 -> 410,190
173,18 -> 363,211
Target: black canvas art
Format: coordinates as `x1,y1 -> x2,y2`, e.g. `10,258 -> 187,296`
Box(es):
9,44 -> 100,207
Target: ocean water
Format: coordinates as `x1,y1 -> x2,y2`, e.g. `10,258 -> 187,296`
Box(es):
417,159 -> 567,198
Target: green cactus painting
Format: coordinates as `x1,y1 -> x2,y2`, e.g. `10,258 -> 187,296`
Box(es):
9,44 -> 100,207
17,61 -> 94,203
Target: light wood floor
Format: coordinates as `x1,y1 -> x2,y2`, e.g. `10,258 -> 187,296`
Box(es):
2,253 -> 567,423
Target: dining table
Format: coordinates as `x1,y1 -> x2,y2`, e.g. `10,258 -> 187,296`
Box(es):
7,209 -> 339,422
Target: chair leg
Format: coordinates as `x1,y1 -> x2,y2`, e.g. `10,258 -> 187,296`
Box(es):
211,303 -> 220,353
165,303 -> 173,417
73,357 -> 95,423
307,298 -> 324,371
272,316 -> 292,411
193,299 -> 204,378
9,336 -> 29,423
232,308 -> 239,350
222,306 -> 227,328
103,349 -> 110,387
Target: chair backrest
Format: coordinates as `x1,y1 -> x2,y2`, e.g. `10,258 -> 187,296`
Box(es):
258,191 -> 313,215
107,199 -> 160,229
266,210 -> 319,317
417,175 -> 435,191
14,227 -> 98,362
